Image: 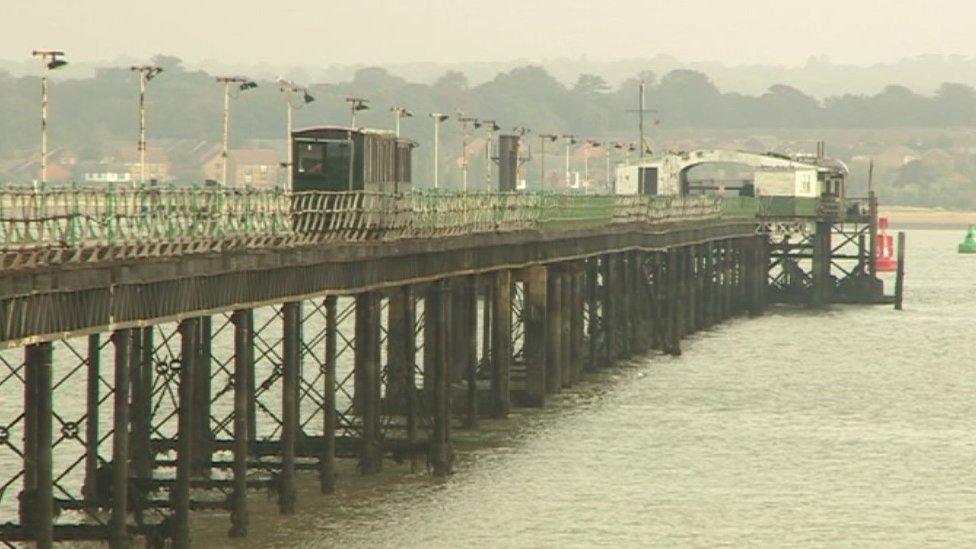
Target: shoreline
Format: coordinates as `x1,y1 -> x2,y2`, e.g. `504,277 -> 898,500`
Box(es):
878,206 -> 976,230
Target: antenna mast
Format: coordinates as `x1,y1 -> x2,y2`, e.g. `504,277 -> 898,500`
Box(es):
639,79 -> 645,162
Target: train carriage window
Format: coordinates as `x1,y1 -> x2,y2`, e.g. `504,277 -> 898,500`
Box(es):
297,140 -> 353,187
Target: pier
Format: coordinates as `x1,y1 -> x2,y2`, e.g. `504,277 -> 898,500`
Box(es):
0,184 -> 895,547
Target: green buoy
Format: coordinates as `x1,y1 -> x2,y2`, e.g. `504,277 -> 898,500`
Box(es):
959,225 -> 976,254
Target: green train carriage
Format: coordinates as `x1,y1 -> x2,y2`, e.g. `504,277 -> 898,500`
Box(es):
292,126 -> 415,194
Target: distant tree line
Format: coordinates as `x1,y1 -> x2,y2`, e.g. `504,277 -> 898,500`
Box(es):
6,56 -> 976,209
3,56 -> 976,159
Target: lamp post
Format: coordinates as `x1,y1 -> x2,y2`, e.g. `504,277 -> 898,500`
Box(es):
346,97 -> 369,127
429,113 -> 449,189
278,79 -> 314,191
391,106 -> 413,138
538,133 -> 558,189
457,114 -> 482,191
32,50 -> 68,187
131,65 -> 163,188
562,135 -> 577,188
216,76 -> 257,187
512,126 -> 531,189
481,120 -> 500,189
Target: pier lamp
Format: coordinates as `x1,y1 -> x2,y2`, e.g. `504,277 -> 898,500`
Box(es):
481,119 -> 500,189
346,97 -> 369,127
390,106 -> 413,137
511,126 -> 531,189
538,133 -> 558,189
32,50 -> 68,187
429,112 -> 450,189
456,113 -> 482,191
278,78 -> 315,191
562,134 -> 577,188
131,65 -> 164,188
216,76 -> 258,187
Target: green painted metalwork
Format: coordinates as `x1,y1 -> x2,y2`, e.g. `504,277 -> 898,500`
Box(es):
0,186 -> 724,269
721,196 -> 845,219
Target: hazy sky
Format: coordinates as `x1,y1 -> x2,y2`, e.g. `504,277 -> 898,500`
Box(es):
4,0 -> 974,67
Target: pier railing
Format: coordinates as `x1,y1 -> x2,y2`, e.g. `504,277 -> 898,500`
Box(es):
0,187 -> 721,269
721,195 -> 871,220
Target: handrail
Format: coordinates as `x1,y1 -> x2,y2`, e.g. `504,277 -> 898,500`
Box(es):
0,186 -> 723,270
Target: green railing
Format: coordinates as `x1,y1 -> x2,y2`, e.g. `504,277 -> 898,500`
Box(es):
0,185 -> 723,269
720,196 -> 861,219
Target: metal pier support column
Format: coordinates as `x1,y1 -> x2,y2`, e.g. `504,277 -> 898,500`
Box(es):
685,247 -> 699,336
524,265 -> 548,407
746,238 -> 763,317
545,267 -> 562,394
703,242 -> 716,328
724,241 -> 735,316
664,250 -> 682,356
83,334 -> 100,504
355,292 -> 382,474
388,288 -> 410,420
490,270 -> 512,418
868,191 -> 879,279
280,301 -> 301,513
389,287 -> 420,468
131,326 -> 153,525
569,268 -> 584,385
600,256 -> 615,365
23,342 -> 53,549
464,280 -> 479,428
717,243 -> 728,320
449,285 -> 467,387
649,253 -> 663,351
736,244 -> 748,314
428,282 -> 453,475
895,232 -> 906,311
812,222 -> 832,307
191,316 -> 212,479
230,309 -> 253,537
585,259 -> 599,373
631,252 -> 649,354
612,254 -> 629,360
560,269 -> 573,387
174,318 -> 198,549
759,235 -> 770,312
695,245 -> 707,328
110,330 -> 132,549
675,249 -> 687,347
625,252 -> 639,355
321,296 -> 338,491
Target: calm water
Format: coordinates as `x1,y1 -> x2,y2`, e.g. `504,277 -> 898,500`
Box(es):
2,229 -> 974,547
220,228 -> 976,548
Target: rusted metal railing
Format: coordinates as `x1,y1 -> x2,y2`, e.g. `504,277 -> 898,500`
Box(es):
0,185 -> 722,269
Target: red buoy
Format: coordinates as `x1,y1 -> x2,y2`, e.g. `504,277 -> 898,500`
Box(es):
876,217 -> 897,272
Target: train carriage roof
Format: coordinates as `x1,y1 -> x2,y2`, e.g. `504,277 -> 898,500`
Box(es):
292,126 -> 417,147
293,126 -> 396,137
